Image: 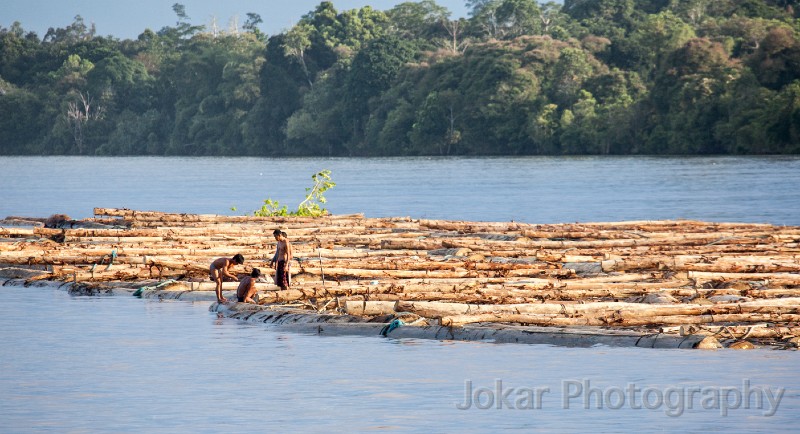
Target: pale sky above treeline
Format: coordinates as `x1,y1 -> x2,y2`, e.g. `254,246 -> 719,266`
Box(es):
3,0 -> 474,39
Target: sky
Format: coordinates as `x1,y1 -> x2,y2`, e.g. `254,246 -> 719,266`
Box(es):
3,0 -> 472,40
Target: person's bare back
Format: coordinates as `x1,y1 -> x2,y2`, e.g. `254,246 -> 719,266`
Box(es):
209,258 -> 235,278
236,268 -> 261,303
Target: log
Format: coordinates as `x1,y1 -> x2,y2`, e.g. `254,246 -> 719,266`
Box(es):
343,300 -> 398,316
93,208 -> 369,226
680,324 -> 800,339
314,248 -> 431,258
380,239 -> 444,250
431,236 -> 768,253
9,209 -> 800,347
689,271 -> 800,285
397,298 -> 800,319
441,312 -> 800,327
297,258 -> 558,274
297,266 -> 473,279
602,255 -> 800,273
0,228 -> 36,237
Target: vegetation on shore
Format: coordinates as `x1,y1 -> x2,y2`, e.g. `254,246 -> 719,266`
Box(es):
1,1 -> 799,156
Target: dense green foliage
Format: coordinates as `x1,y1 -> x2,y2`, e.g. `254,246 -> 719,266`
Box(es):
2,0 -> 800,155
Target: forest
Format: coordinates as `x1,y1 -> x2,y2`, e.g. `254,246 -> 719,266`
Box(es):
1,0 -> 799,156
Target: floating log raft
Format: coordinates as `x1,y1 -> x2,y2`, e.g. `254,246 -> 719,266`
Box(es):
2,207 -> 799,350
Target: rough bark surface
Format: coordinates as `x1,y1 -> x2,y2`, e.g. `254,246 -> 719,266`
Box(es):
2,207 -> 799,349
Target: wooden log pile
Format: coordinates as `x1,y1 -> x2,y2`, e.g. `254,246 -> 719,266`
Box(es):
2,207 -> 799,349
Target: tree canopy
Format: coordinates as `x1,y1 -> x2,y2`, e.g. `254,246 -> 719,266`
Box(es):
1,1 -> 799,155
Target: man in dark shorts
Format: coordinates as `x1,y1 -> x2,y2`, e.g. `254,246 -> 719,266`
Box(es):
269,229 -> 292,291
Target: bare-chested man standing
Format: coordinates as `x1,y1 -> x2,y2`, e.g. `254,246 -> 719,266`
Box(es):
269,230 -> 292,291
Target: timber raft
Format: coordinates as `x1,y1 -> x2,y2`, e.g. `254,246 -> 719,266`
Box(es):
2,208 -> 799,350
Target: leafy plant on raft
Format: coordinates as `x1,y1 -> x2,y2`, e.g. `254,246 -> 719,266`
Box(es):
238,170 -> 336,217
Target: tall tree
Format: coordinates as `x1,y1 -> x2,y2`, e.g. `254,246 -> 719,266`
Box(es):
243,13 -> 266,41
283,23 -> 315,87
387,0 -> 450,41
496,0 -> 544,38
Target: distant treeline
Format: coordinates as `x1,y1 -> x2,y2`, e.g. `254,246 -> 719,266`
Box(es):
1,1 -> 800,156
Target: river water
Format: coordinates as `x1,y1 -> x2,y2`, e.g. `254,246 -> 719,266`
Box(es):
1,285 -> 798,433
2,155 -> 799,224
1,156 -> 800,432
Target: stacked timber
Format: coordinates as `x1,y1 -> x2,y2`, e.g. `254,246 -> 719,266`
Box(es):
1,207 -> 799,349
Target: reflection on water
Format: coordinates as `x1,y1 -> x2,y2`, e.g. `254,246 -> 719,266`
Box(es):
0,285 -> 798,432
1,155 -> 799,225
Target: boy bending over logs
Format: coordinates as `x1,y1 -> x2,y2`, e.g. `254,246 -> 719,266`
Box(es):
209,254 -> 244,303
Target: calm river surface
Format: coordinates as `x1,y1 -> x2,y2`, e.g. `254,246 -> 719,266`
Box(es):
1,156 -> 800,432
1,155 -> 799,224
1,285 -> 798,433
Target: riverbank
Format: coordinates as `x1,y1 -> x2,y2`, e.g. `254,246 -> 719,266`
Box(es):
2,208 -> 799,350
